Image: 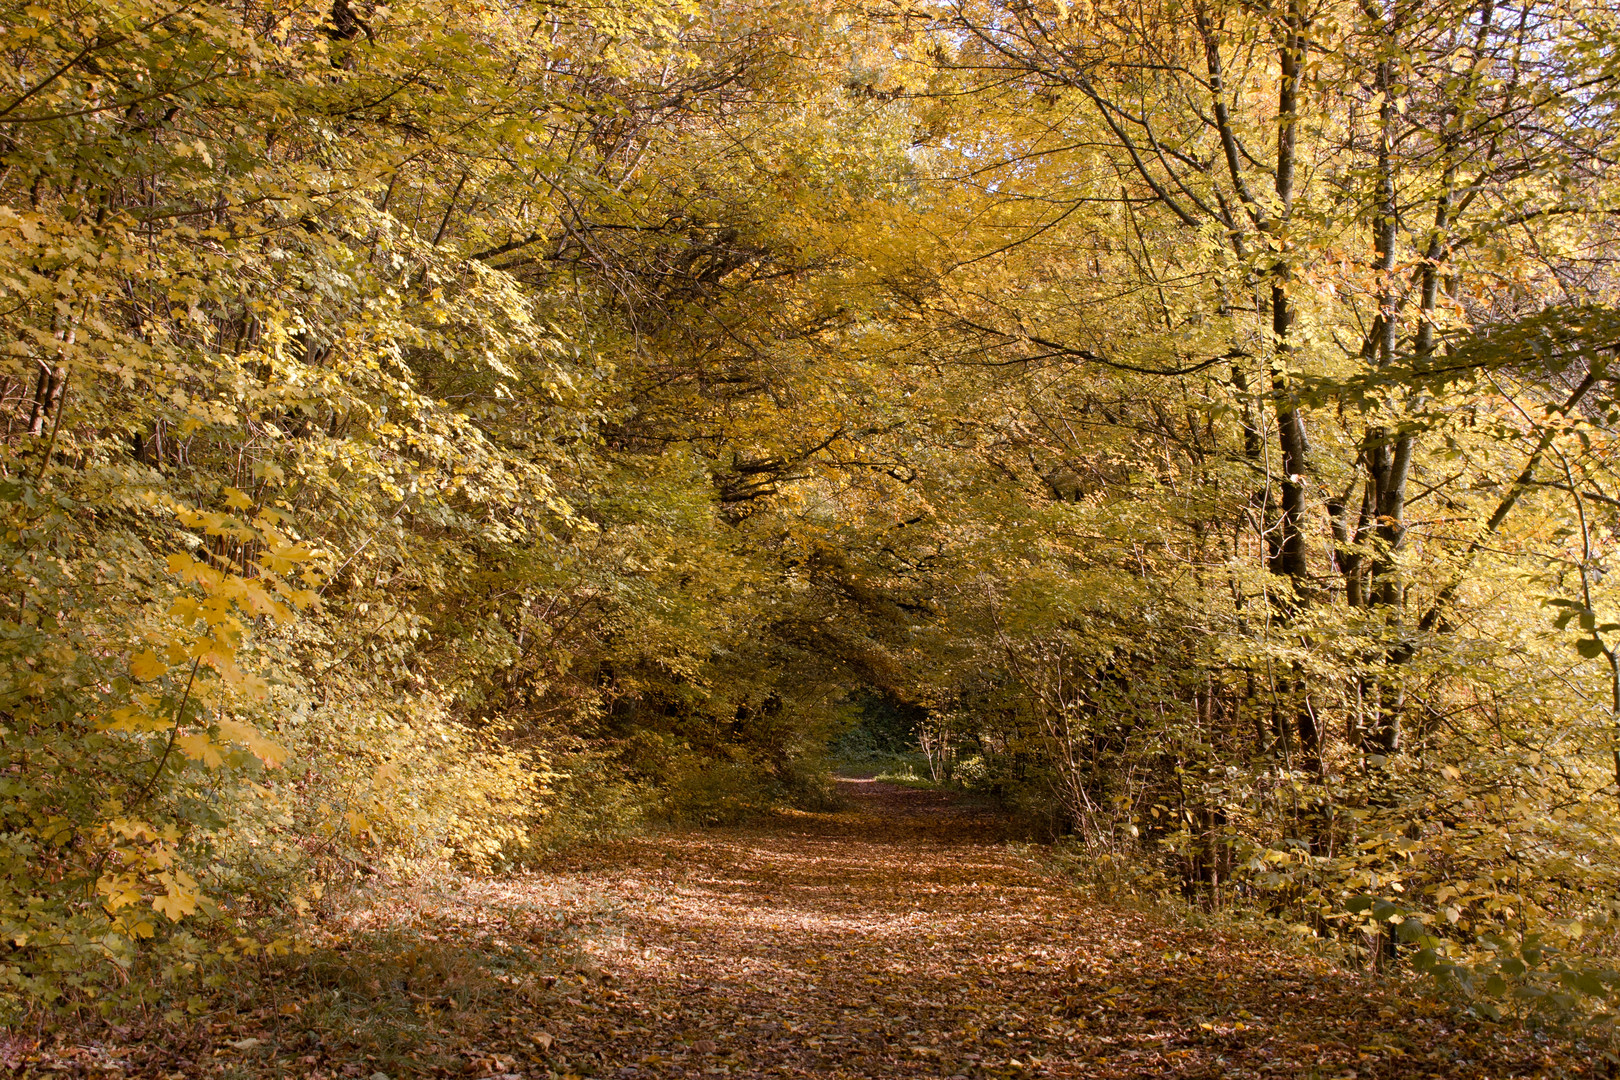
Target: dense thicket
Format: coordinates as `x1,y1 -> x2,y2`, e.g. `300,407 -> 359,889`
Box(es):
4,0 -> 1619,1028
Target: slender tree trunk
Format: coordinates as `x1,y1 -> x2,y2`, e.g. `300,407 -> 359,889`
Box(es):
26,362 -> 60,437
1267,3 -> 1310,589
1269,291 -> 1310,584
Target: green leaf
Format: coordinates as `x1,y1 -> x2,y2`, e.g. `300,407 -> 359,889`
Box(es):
1561,970 -> 1608,998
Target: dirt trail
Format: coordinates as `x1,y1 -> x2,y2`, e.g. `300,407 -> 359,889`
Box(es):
540,780 -> 1563,1079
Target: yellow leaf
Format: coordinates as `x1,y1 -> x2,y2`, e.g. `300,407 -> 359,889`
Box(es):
103,705 -> 169,733
130,650 -> 167,681
97,872 -> 143,913
152,872 -> 200,921
176,732 -> 226,768
223,486 -> 254,510
217,718 -> 286,767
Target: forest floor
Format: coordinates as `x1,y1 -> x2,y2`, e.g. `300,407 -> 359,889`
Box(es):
16,779 -> 1602,1079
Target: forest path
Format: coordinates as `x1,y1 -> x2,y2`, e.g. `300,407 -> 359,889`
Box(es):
538,780 -> 1549,1079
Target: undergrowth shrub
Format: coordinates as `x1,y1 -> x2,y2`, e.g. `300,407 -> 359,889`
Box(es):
271,690 -> 552,873
0,481 -> 316,1020
1046,751 -> 1620,1035
665,761 -> 776,825
777,751 -> 846,810
531,749 -> 657,850
0,477 -> 677,1022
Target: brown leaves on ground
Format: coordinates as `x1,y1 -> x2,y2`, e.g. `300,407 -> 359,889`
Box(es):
20,780 -> 1602,1078
534,780 -> 1591,1079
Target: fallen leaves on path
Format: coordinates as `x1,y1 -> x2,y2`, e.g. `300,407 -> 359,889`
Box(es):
20,781 -> 1601,1078
538,780 -> 1593,1079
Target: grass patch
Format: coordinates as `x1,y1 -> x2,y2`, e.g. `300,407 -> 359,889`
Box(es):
872,765 -> 941,788
829,748 -> 934,781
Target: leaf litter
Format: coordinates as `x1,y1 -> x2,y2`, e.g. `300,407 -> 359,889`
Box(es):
20,780 -> 1600,1078
528,780 -> 1598,1079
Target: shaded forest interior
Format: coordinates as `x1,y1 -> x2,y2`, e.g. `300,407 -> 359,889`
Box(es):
4,0 -> 1620,1060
